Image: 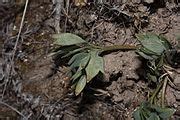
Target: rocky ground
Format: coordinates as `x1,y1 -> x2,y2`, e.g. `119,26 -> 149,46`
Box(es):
0,1 -> 180,120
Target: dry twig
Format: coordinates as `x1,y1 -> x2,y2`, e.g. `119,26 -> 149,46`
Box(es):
2,0 -> 29,98
0,100 -> 27,119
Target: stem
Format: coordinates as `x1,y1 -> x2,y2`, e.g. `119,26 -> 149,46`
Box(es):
90,44 -> 138,52
101,45 -> 138,52
162,76 -> 168,108
149,82 -> 163,104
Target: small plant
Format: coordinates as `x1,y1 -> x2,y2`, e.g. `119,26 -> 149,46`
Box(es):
51,33 -> 176,119
52,33 -> 104,96
136,33 -> 171,85
134,33 -> 176,120
133,102 -> 175,120
52,33 -> 136,95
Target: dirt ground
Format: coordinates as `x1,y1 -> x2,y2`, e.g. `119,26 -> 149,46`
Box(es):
0,1 -> 180,120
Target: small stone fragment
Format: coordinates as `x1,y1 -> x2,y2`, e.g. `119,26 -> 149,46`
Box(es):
143,0 -> 154,4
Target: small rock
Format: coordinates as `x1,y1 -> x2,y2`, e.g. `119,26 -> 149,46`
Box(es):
173,73 -> 180,84
171,71 -> 180,90
133,0 -> 141,4
166,86 -> 176,106
107,81 -> 123,94
174,91 -> 180,101
143,0 -> 154,4
122,90 -> 135,106
125,80 -> 134,87
113,95 -> 123,102
138,4 -> 148,12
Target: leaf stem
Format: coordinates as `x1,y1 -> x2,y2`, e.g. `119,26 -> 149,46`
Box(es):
101,45 -> 138,52
149,82 -> 163,104
162,76 -> 168,108
89,44 -> 138,52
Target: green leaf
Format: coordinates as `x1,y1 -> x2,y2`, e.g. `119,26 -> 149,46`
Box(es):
71,77 -> 79,89
75,75 -> 87,96
141,108 -> 151,119
48,51 -> 61,57
62,47 -> 86,58
156,55 -> 164,68
153,106 -> 175,119
71,69 -> 82,83
85,50 -> 104,82
68,52 -> 88,66
133,102 -> 151,120
137,33 -> 167,56
147,113 -> 160,120
133,108 -> 144,120
49,46 -> 79,57
69,53 -> 90,69
53,33 -> 86,46
158,35 -> 171,49
80,54 -> 91,68
140,47 -> 158,55
147,73 -> 158,83
134,102 -> 175,120
137,51 -> 154,60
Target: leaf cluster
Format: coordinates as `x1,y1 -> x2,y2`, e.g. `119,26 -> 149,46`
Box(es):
134,33 -> 177,119
52,33 -> 104,96
133,102 -> 175,120
136,33 -> 172,83
136,33 -> 171,60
